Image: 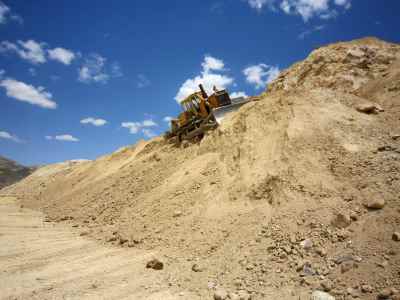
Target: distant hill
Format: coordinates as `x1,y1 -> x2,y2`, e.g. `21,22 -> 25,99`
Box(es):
0,156 -> 35,190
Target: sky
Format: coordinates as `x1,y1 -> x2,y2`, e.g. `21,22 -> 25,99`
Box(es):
0,0 -> 399,166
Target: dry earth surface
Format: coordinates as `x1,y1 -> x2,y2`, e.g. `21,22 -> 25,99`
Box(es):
1,37 -> 400,300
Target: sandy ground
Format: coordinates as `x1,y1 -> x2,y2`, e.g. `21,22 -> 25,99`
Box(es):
0,196 -> 190,300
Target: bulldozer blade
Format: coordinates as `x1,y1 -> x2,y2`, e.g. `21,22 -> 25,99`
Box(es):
212,97 -> 250,124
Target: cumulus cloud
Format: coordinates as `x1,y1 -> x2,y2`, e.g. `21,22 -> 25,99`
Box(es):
137,74 -> 151,88
0,40 -> 46,64
0,1 -> 22,25
46,134 -> 79,142
0,130 -> 22,143
121,119 -> 158,136
0,78 -> 57,109
243,64 -> 280,89
163,116 -> 173,123
230,91 -> 248,98
175,55 -> 234,102
78,54 -> 121,84
48,47 -> 76,65
246,0 -> 352,21
201,55 -> 225,73
80,117 -> 107,127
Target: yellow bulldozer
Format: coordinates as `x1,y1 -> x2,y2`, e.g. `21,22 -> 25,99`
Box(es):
166,84 -> 249,142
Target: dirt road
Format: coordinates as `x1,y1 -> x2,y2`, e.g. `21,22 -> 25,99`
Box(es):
0,196 -> 189,300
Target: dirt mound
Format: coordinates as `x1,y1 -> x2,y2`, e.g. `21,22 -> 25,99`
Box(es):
0,156 -> 34,190
3,37 -> 400,300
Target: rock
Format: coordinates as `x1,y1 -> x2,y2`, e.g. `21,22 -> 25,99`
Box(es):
106,236 -> 117,242
320,279 -> 334,292
300,239 -> 313,250
392,232 -> 400,242
191,263 -> 204,272
363,198 -> 385,209
356,103 -> 378,114
228,293 -> 240,300
377,288 -> 392,299
146,258 -> 164,270
346,287 -> 359,298
340,260 -> 354,273
316,248 -> 327,257
237,290 -> 251,300
311,290 -> 335,300
331,213 -> 351,228
214,288 -> 228,300
173,210 -> 182,218
79,231 -> 89,236
361,284 -> 373,293
392,133 -> 400,140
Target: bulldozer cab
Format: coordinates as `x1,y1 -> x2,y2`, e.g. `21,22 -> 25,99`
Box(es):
180,92 -> 209,118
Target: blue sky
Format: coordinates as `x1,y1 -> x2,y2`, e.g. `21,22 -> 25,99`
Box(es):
0,0 -> 399,166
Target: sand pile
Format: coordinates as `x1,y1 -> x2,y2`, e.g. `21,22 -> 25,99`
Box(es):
3,37 -> 400,300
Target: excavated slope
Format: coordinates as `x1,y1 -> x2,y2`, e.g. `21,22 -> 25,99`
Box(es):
2,37 -> 400,300
0,156 -> 34,189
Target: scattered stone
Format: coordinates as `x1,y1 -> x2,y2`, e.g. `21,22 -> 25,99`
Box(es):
392,232 -> 400,242
237,290 -> 251,300
347,287 -> 359,298
361,284 -> 373,293
363,198 -> 385,209
311,290 -> 335,300
350,212 -> 358,221
146,258 -> 163,270
79,231 -> 89,236
119,237 -> 128,245
356,103 -> 379,114
106,236 -> 117,242
392,133 -> 400,140
340,260 -> 354,273
173,210 -> 182,218
300,239 -> 313,250
214,288 -> 228,300
377,288 -> 392,299
191,263 -> 204,272
320,279 -> 334,292
228,292 -> 239,300
331,213 -> 351,228
315,248 -> 327,257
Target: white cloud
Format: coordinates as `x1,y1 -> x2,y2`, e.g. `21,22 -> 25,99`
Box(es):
137,74 -> 150,88
121,119 -> 158,135
0,1 -> 22,25
121,122 -> 141,134
163,116 -> 173,123
0,130 -> 21,143
243,64 -> 280,89
231,91 -> 248,98
0,40 -> 47,64
48,47 -> 75,65
78,54 -> 108,84
175,55 -> 234,102
80,117 -> 107,127
46,134 -> 79,142
246,0 -> 352,21
28,67 -> 36,76
201,55 -> 225,73
142,128 -> 156,138
78,54 -> 121,84
298,24 -> 325,39
0,78 -> 57,109
334,0 -> 351,9
246,0 -> 274,11
111,62 -> 123,77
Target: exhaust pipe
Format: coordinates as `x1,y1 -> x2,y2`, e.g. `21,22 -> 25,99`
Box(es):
199,84 -> 208,99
